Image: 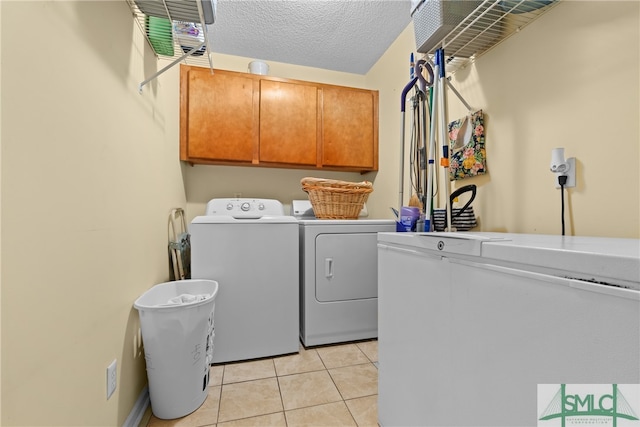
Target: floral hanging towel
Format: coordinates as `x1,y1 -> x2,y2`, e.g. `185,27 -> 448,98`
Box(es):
448,109 -> 486,181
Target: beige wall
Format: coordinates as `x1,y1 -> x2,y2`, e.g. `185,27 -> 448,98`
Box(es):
446,0 -> 639,237
0,1 -> 3,423
1,1 -> 185,425
367,0 -> 639,238
365,23 -> 419,221
1,1 -> 638,427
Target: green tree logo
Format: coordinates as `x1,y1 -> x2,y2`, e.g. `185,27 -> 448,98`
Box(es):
539,384 -> 639,427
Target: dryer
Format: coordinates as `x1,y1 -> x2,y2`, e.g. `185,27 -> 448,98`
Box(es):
190,198 -> 299,363
293,200 -> 396,347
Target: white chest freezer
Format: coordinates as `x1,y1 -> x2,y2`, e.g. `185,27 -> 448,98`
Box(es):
377,232 -> 640,427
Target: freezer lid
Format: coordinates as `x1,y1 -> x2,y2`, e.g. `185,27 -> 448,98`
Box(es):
480,234 -> 640,285
378,232 -> 640,286
378,232 -> 511,256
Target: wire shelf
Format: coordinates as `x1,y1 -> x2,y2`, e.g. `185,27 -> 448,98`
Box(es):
127,0 -> 216,90
420,0 -> 560,74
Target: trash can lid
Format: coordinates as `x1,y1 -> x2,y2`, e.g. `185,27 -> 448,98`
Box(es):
134,279 -> 218,311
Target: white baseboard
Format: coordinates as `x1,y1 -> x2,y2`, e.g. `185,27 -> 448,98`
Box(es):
123,386 -> 150,427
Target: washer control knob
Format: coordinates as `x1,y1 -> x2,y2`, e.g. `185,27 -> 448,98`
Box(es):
241,202 -> 251,212
226,203 -> 233,210
258,203 -> 265,210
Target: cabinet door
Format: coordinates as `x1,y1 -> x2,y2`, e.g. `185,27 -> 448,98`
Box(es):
181,68 -> 257,162
259,80 -> 317,166
321,87 -> 378,170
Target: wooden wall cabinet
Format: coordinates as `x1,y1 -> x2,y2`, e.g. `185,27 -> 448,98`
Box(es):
259,79 -> 318,166
181,69 -> 257,162
180,66 -> 379,172
321,87 -> 377,170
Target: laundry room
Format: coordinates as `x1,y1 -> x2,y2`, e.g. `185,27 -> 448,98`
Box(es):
1,1 -> 638,427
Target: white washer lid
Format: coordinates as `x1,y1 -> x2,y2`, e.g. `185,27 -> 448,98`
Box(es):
192,215 -> 298,224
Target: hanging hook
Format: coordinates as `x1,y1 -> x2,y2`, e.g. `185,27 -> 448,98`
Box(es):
415,59 -> 434,94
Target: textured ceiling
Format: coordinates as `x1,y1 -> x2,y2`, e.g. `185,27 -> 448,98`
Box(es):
207,0 -> 412,75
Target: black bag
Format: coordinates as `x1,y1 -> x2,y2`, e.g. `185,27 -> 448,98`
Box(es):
433,185 -> 478,232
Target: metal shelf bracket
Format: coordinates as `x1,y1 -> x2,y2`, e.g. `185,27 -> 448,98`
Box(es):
138,41 -> 207,93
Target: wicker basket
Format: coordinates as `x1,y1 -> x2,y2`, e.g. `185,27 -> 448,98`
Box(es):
301,177 -> 373,219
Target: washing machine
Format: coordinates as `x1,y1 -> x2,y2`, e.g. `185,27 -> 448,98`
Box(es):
292,200 -> 396,347
190,198 -> 299,364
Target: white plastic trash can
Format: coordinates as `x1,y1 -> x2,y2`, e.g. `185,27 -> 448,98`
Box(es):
134,279 -> 218,420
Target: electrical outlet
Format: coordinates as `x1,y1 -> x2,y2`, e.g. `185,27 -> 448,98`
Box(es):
554,157 -> 576,189
107,359 -> 117,400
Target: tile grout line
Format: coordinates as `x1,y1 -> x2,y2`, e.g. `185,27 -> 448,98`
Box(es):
272,359 -> 290,427
312,345 -> 355,425
148,341 -> 379,426
215,364 -> 224,426
324,348 -> 369,427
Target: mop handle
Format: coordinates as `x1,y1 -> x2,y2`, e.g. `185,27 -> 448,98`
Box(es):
435,48 -> 454,231
415,59 -> 434,94
424,59 -> 440,232
398,76 -> 419,211
401,77 -> 418,112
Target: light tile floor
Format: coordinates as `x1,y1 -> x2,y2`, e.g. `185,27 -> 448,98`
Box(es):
145,340 -> 379,427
